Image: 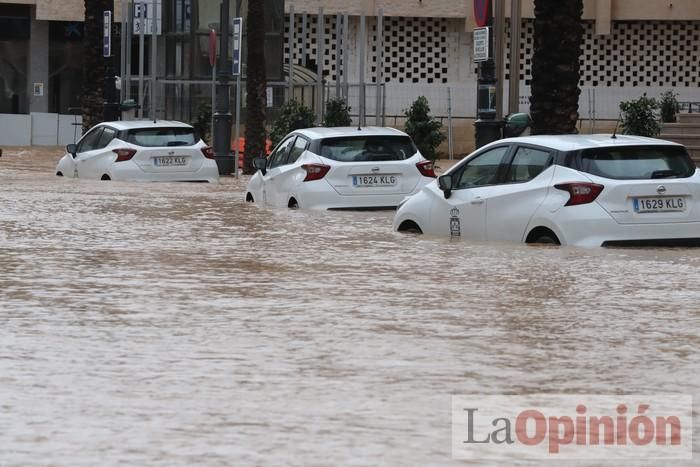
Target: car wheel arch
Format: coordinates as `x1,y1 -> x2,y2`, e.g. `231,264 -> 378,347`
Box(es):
246,192 -> 254,202
525,226 -> 561,245
397,219 -> 423,234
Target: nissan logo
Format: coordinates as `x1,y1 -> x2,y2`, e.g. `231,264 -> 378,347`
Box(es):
371,167 -> 380,173
657,185 -> 667,194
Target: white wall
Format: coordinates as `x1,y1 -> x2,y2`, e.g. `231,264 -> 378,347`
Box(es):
0,114 -> 32,146
0,113 -> 82,147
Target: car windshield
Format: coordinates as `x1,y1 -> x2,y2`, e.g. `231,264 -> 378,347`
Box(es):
126,128 -> 198,147
319,136 -> 417,162
579,145 -> 696,180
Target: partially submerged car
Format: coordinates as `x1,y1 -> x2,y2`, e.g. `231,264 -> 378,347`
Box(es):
394,134 -> 700,248
56,120 -> 219,182
245,127 -> 436,209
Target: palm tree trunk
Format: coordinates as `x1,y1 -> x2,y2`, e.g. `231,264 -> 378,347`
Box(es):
530,0 -> 583,135
244,0 -> 267,175
82,0 -> 112,132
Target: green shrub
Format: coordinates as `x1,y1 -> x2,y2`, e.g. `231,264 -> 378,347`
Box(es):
191,103 -> 212,143
323,98 -> 352,127
659,89 -> 680,123
403,96 -> 446,161
619,94 -> 661,137
270,99 -> 316,146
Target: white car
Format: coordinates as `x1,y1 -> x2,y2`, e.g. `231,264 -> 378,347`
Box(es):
394,134 -> 700,248
56,120 -> 219,182
245,127 -> 436,209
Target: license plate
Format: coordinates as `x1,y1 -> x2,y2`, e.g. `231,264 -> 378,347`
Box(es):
153,156 -> 188,167
353,174 -> 398,187
633,197 -> 686,213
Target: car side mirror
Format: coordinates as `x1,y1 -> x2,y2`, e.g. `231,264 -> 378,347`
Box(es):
438,174 -> 453,199
253,157 -> 267,175
66,143 -> 78,158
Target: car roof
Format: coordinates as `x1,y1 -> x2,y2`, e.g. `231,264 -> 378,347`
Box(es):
291,126 -> 409,140
97,120 -> 194,131
495,134 -> 684,152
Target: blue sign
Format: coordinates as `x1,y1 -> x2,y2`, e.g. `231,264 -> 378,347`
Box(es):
103,10 -> 112,57
232,17 -> 243,76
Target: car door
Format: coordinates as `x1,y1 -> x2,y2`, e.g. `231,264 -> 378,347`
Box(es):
261,136 -> 296,207
273,136 -> 309,202
74,126 -> 104,178
78,127 -> 118,179
428,145 -> 511,240
484,145 -> 556,242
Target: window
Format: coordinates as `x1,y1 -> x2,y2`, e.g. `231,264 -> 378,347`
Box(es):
78,127 -> 104,153
579,145 -> 695,180
269,136 -> 295,168
506,147 -> 552,183
287,137 -> 308,164
126,128 -> 197,147
96,127 -> 117,150
454,146 -> 510,189
319,136 -> 417,162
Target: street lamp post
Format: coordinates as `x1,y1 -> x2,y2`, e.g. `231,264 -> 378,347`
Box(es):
213,0 -> 234,175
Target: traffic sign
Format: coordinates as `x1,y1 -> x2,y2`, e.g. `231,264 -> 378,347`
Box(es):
474,0 -> 491,28
232,17 -> 243,76
133,0 -> 162,35
473,27 -> 490,62
103,10 -> 112,57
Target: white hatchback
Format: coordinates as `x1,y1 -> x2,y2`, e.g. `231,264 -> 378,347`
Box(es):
394,134 -> 700,248
245,127 -> 436,209
56,120 -> 219,182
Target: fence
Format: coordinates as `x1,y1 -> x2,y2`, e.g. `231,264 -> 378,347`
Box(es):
0,112 -> 82,147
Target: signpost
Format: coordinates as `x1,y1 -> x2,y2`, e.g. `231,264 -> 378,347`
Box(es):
473,27 -> 490,62
209,29 -> 217,143
232,16 -> 243,178
473,0 -> 502,148
133,0 -> 162,35
103,11 -> 112,58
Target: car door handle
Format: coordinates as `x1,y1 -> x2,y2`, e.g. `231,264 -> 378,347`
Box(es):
471,197 -> 484,205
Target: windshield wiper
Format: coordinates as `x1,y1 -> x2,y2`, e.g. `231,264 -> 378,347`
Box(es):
651,169 -> 682,179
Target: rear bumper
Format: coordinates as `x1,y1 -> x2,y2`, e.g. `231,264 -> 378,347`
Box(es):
110,160 -> 220,183
549,203 -> 700,247
298,178 -> 431,210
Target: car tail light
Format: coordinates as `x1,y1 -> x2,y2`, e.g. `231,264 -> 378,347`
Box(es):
416,160 -> 437,178
301,164 -> 330,182
555,182 -> 604,206
201,146 -> 215,159
112,148 -> 137,162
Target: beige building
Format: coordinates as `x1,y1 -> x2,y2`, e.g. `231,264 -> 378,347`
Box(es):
1,0 -> 699,150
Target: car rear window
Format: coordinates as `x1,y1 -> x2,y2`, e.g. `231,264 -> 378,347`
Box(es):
126,128 -> 198,147
578,145 -> 696,180
319,136 -> 417,162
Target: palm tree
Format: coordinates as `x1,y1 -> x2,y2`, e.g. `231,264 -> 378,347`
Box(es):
244,0 -> 267,174
82,0 -> 112,132
529,0 -> 583,135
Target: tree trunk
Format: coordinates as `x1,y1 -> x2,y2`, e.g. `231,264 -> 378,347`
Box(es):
530,0 -> 583,135
82,0 -> 112,132
244,0 -> 267,175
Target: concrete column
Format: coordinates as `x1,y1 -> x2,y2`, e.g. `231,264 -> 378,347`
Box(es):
28,11 -> 50,113
595,0 -> 612,35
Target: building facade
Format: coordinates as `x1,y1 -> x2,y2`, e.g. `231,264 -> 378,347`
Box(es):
1,0 -> 699,148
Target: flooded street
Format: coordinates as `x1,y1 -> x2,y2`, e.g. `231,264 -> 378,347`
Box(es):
1,148 -> 700,466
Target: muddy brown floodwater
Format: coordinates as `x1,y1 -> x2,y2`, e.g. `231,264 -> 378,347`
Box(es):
1,147 -> 700,466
